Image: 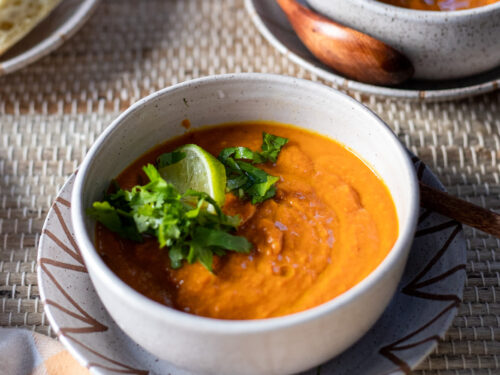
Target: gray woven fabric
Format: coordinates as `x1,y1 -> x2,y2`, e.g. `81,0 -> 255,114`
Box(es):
0,0 -> 499,373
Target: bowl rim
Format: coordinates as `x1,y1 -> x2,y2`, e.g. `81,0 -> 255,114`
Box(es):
71,73 -> 419,334
309,0 -> 500,18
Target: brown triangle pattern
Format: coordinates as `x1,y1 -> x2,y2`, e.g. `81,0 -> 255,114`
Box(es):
64,333 -> 149,375
379,301 -> 459,374
40,197 -> 149,375
379,158 -> 466,374
379,223 -> 465,374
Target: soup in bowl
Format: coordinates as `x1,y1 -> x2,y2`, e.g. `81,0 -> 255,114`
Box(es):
94,122 -> 399,320
72,73 -> 419,375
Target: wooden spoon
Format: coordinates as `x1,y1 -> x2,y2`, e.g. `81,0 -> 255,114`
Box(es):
420,182 -> 500,238
276,0 -> 414,85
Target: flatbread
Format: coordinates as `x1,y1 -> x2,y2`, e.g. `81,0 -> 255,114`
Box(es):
0,0 -> 63,56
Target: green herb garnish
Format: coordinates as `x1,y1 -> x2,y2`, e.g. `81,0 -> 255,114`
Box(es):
260,132 -> 289,162
157,150 -> 186,168
218,132 -> 288,204
87,164 -> 252,272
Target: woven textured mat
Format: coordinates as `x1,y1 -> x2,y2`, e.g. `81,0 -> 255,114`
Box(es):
0,0 -> 499,373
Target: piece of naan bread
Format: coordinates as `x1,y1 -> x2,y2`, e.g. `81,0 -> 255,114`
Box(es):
0,0 -> 63,56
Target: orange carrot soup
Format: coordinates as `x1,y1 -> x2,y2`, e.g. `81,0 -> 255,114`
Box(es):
94,123 -> 398,319
378,0 -> 498,11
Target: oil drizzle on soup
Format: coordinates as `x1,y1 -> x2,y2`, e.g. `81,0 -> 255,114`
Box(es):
379,0 -> 498,10
96,123 -> 398,319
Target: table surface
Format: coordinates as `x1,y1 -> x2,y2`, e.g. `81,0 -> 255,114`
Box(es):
0,1 -> 499,374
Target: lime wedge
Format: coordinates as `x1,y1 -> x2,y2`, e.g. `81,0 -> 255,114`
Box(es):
158,144 -> 226,207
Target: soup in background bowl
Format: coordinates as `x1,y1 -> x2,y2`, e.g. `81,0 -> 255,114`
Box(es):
71,73 -> 419,375
379,0 -> 498,11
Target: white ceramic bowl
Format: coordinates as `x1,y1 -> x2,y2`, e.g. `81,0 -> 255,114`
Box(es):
71,73 -> 419,375
307,0 -> 500,80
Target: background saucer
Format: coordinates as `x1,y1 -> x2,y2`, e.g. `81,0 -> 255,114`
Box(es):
0,0 -> 100,76
245,0 -> 500,102
37,158 -> 466,375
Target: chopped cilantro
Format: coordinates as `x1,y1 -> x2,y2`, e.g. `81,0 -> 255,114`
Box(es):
89,133 -> 288,270
218,132 -> 288,204
260,132 -> 289,162
87,165 -> 252,272
87,201 -> 142,242
157,150 -> 186,168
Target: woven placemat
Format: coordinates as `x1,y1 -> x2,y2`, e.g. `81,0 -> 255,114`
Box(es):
0,0 -> 499,373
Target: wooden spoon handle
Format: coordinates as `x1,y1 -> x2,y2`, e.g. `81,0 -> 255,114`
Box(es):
419,182 -> 500,237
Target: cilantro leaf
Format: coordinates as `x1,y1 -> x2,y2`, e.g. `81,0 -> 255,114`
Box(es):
236,161 -> 269,183
260,133 -> 289,162
226,174 -> 248,191
157,151 -> 186,168
218,147 -> 265,164
88,164 -> 251,272
168,244 -> 186,269
246,175 -> 280,204
87,201 -> 142,242
218,132 -> 288,204
194,244 -> 213,272
188,227 -> 252,272
193,227 -> 253,253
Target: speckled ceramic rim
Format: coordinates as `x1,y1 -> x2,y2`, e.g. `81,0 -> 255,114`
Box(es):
246,0 -> 500,101
71,73 -> 419,334
0,0 -> 100,76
